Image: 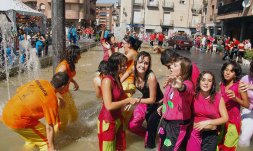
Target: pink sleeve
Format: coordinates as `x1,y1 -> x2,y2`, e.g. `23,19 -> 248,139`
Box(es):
191,63 -> 200,88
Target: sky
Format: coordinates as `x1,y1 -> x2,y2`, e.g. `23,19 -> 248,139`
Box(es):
96,0 -> 118,4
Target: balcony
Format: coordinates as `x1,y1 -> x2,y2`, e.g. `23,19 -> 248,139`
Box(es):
218,0 -> 243,15
147,0 -> 159,8
133,0 -> 144,6
160,19 -> 174,26
191,4 -> 202,14
162,1 -> 174,9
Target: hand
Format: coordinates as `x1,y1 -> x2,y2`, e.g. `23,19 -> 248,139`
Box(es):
194,120 -> 210,131
157,105 -> 163,116
73,82 -> 79,91
56,93 -> 65,108
226,90 -> 236,100
171,76 -> 183,90
129,98 -> 138,105
239,81 -> 249,92
163,71 -> 172,88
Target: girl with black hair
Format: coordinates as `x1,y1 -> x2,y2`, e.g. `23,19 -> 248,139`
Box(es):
187,71 -> 228,151
128,51 -> 163,149
120,36 -> 142,97
54,45 -> 81,131
98,52 -> 137,151
101,33 -> 118,61
93,60 -> 108,99
218,61 -> 249,151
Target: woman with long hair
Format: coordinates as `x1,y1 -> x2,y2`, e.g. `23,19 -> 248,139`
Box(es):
98,52 -> 136,151
218,61 -> 249,151
187,71 -> 228,151
128,51 -> 163,149
55,45 -> 81,131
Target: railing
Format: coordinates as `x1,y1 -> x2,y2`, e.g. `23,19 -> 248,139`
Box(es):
160,19 -> 174,26
217,0 -> 243,15
162,0 -> 174,9
147,0 -> 159,7
133,0 -> 144,6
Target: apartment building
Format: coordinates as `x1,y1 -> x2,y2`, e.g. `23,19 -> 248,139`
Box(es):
119,0 -> 203,35
22,0 -> 97,26
208,0 -> 253,41
96,3 -> 114,31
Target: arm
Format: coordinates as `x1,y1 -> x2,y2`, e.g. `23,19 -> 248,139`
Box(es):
93,76 -> 102,99
138,73 -> 157,104
70,78 -> 79,91
194,97 -> 229,131
102,78 -> 133,111
46,123 -> 55,151
120,66 -> 134,83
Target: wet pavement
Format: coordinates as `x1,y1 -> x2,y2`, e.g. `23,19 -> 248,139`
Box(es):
0,45 -> 251,151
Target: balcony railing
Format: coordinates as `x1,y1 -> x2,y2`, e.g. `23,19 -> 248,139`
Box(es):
147,0 -> 159,7
160,19 -> 174,26
133,0 -> 144,6
162,0 -> 174,9
191,4 -> 202,14
217,0 -> 243,15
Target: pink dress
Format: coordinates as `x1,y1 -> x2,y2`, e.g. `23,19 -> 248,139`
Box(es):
187,93 -> 222,151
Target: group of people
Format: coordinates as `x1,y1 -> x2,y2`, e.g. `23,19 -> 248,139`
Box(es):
1,45 -> 81,151
1,28 -> 253,151
67,25 -> 94,45
94,30 -> 253,151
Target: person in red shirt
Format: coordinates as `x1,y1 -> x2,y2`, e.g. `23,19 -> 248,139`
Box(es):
222,37 -> 231,60
157,32 -> 165,47
230,38 -> 240,60
150,33 -> 155,46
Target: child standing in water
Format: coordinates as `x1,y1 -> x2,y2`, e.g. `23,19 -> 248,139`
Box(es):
55,45 -> 81,130
98,52 -> 137,151
128,51 -> 163,149
218,61 -> 249,151
157,57 -> 195,151
187,71 -> 228,151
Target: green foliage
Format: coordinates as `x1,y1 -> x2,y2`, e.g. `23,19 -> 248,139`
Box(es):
244,49 -> 253,60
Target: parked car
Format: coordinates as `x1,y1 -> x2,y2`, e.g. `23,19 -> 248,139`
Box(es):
167,35 -> 193,50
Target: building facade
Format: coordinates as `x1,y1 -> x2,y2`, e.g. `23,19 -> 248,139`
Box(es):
119,0 -> 203,35
96,3 -> 114,31
22,0 -> 97,27
206,0 -> 253,41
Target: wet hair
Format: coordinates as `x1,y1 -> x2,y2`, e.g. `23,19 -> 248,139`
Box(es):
134,51 -> 152,81
174,56 -> 192,81
65,45 -> 81,71
249,60 -> 253,81
97,60 -> 108,76
51,72 -> 69,89
124,35 -> 142,51
107,52 -> 127,79
160,49 -> 180,65
105,33 -> 114,44
221,61 -> 242,84
196,71 -> 216,103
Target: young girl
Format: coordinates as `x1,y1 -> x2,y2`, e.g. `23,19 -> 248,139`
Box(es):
101,32 -> 118,61
55,45 -> 81,130
120,36 -> 142,97
98,52 -> 137,151
157,56 -> 195,151
93,60 -> 108,99
128,51 -> 164,149
218,61 -> 249,151
239,60 -> 253,147
187,71 -> 228,151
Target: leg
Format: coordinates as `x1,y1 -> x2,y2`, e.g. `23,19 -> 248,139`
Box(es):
201,130 -> 218,151
239,109 -> 253,147
145,110 -> 161,148
115,118 -> 126,151
13,122 -> 48,151
128,103 -> 147,137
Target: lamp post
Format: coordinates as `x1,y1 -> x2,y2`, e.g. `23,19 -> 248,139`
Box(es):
51,0 -> 65,73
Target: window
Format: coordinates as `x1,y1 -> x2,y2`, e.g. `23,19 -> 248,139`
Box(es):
179,0 -> 186,4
